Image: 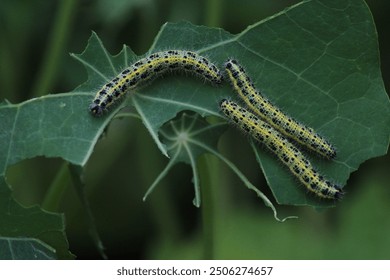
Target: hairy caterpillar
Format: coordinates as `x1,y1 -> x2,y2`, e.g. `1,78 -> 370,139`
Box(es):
90,50 -> 223,116
220,99 -> 343,200
224,59 -> 336,159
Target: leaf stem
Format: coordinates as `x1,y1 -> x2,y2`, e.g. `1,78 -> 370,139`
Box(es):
198,154 -> 219,260
68,164 -> 107,260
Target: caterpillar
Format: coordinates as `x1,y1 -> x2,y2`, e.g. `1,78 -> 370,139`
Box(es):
219,99 -> 343,200
89,50 -> 223,116
224,59 -> 336,159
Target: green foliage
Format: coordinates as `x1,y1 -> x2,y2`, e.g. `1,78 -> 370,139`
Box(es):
0,238 -> 57,260
0,178 -> 73,259
0,0 -> 388,259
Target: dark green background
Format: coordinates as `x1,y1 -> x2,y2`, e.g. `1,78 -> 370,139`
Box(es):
1,0 -> 389,259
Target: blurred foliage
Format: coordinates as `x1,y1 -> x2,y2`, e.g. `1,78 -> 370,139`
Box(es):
0,0 -> 389,259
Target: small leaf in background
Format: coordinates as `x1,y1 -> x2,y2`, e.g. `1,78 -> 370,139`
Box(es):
0,178 -> 73,259
0,237 -> 56,260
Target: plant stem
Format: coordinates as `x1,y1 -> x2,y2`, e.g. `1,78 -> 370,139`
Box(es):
68,164 -> 107,259
31,0 -> 77,97
198,154 -> 219,260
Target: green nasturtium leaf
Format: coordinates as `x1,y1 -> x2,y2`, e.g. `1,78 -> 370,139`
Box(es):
242,0 -> 390,205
